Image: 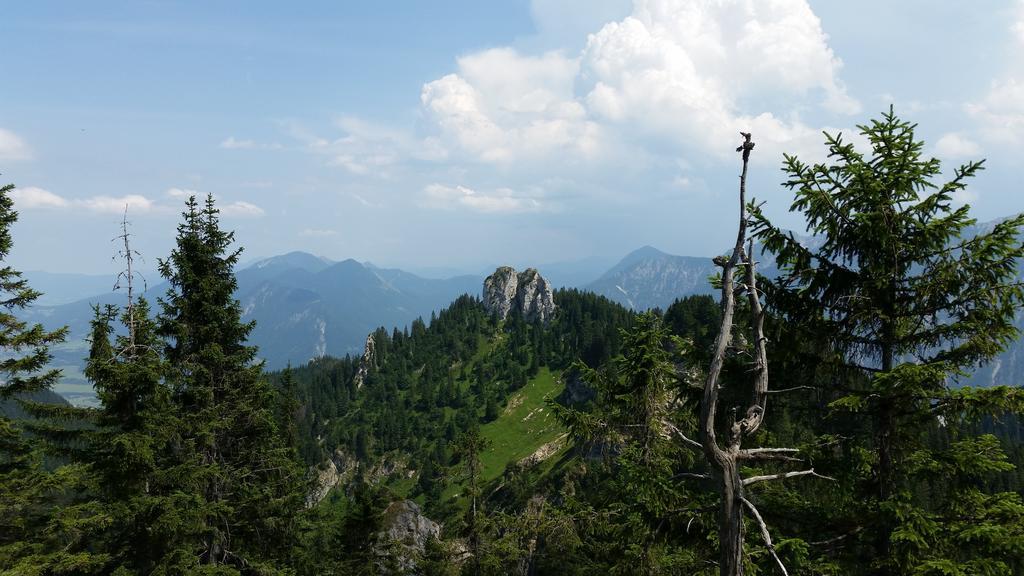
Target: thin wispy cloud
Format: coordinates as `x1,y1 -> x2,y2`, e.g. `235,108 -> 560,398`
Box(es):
219,136 -> 283,150
300,228 -> 338,237
10,187 -> 158,214
421,184 -> 543,214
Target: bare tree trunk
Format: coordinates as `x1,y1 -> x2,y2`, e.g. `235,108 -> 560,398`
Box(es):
673,133 -> 820,575
719,458 -> 746,575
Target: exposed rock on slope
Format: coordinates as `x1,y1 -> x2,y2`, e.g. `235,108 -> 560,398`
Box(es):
377,500 -> 442,573
353,333 -> 376,389
306,459 -> 340,507
483,266 -> 555,323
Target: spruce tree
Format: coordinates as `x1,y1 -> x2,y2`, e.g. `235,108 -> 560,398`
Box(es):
552,313 -> 705,574
750,109 -> 1024,574
77,297 -> 179,573
0,182 -> 75,571
157,194 -> 305,572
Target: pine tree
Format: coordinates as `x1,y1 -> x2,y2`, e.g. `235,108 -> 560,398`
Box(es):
0,182 -> 75,571
157,194 -> 305,572
552,313 -> 705,574
750,109 -> 1024,574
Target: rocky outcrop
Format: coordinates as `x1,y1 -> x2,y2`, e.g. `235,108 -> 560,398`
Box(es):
377,500 -> 442,573
306,448 -> 359,507
483,266 -> 556,323
353,333 -> 376,389
306,459 -> 340,507
518,434 -> 568,468
515,268 -> 555,323
483,266 -> 519,320
306,448 -> 411,507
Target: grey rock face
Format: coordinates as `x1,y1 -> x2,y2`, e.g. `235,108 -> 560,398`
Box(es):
483,266 -> 555,323
515,268 -> 556,324
306,459 -> 340,507
483,266 -> 519,320
353,333 -> 376,389
378,500 -> 442,573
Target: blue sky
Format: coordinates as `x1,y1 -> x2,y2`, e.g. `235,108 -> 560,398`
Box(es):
2,0 -> 1023,275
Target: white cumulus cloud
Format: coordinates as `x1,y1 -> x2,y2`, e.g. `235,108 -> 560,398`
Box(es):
421,49 -> 606,164
965,2 -> 1024,145
418,0 -> 857,168
967,78 -> 1024,145
0,128 -> 32,161
166,187 -> 199,198
579,0 -> 858,159
79,194 -> 156,214
9,188 -> 159,214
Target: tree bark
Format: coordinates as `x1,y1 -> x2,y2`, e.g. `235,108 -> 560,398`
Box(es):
719,457 -> 746,576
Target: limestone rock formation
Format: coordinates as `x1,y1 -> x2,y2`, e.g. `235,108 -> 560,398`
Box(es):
353,333 -> 376,389
483,266 -> 555,323
377,500 -> 442,573
306,459 -> 339,507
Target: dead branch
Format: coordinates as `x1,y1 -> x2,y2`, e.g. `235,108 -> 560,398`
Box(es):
809,527 -> 864,548
738,448 -> 802,462
766,386 -> 816,395
740,497 -> 789,576
662,419 -> 703,451
730,239 -> 769,447
672,472 -> 713,481
742,469 -> 835,487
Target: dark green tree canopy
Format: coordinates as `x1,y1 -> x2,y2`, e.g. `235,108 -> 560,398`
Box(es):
751,109 -> 1024,575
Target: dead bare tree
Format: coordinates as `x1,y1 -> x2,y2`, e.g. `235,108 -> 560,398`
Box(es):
112,205 -> 147,358
664,133 -> 831,576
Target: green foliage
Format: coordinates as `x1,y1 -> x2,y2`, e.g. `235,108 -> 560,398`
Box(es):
550,313 -> 710,575
153,194 -> 307,572
751,108 -> 1024,574
0,182 -> 74,572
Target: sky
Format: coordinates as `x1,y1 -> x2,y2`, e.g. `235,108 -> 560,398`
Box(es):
2,0 -> 1023,276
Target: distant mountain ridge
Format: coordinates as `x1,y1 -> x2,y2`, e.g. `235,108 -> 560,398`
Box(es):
27,252 -> 482,404
586,245 -> 722,311
25,213 -> 1024,404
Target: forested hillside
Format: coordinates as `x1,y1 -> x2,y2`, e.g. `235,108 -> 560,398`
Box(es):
3,112 -> 1024,576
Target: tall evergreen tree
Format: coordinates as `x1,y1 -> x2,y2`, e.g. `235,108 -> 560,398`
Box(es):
452,427 -> 491,576
553,313 -> 705,574
157,194 -> 305,572
750,109 -> 1024,574
74,296 -> 179,574
0,182 -> 74,571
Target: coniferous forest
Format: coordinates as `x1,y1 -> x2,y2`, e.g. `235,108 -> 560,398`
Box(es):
3,105 -> 1024,576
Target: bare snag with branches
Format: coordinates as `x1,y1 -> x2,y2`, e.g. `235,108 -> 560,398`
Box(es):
113,205 -> 147,358
678,133 -> 828,576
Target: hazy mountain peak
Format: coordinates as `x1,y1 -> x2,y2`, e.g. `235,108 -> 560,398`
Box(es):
249,251 -> 333,273
588,245 -> 715,311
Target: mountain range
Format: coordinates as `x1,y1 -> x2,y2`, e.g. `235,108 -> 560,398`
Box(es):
27,228 -> 1024,404
27,252 -> 482,404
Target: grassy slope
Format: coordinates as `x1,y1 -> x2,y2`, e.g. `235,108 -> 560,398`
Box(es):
479,367 -> 566,481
